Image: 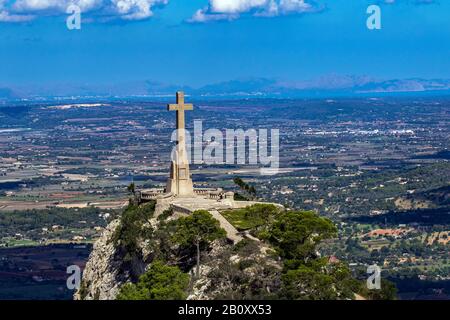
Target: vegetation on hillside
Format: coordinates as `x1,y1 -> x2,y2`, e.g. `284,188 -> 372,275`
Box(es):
113,202 -> 397,300
112,201 -> 155,263
116,261 -> 189,300
114,208 -> 226,300
264,210 -> 358,299
222,204 -> 397,300
171,210 -> 226,278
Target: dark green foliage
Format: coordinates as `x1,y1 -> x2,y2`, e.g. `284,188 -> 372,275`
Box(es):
116,261 -> 189,300
171,210 -> 226,248
127,182 -> 138,205
112,201 -> 155,262
224,206 -> 359,299
233,177 -> 245,189
171,210 -> 226,277
206,247 -> 281,300
233,238 -> 261,255
280,258 -> 360,300
269,210 -> 337,261
233,177 -> 257,198
113,203 -> 390,300
127,182 -> 136,195
147,219 -> 178,264
281,264 -> 335,300
233,192 -> 249,201
261,210 -> 364,300
157,208 -> 174,221
147,210 -> 226,273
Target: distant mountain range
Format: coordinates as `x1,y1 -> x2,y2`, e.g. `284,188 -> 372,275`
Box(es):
0,88 -> 17,100
2,75 -> 450,100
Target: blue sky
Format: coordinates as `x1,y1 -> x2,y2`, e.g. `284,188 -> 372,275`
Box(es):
0,0 -> 449,89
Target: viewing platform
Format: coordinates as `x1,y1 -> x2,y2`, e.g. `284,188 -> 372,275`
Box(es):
139,187 -> 234,202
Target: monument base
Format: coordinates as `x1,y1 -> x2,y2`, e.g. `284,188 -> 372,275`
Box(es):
165,159 -> 195,197
166,178 -> 194,197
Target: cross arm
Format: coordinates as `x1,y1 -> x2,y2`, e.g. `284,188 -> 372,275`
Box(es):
168,104 -> 179,111
167,103 -> 194,111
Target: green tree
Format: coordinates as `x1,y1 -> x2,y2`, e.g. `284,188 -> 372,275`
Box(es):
280,258 -> 359,300
233,177 -> 256,199
269,211 -> 337,262
117,261 -> 189,300
172,210 -> 226,278
112,202 -> 155,263
281,264 -> 337,299
233,192 -> 249,201
266,210 -> 362,300
127,182 -> 136,195
127,182 -> 137,204
233,177 -> 245,188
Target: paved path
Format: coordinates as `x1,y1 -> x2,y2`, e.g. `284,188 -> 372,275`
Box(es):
209,210 -> 243,244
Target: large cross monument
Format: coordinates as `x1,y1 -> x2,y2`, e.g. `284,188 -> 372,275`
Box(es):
138,92 -> 281,225
166,92 -> 194,197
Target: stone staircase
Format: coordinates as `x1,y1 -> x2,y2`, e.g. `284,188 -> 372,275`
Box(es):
208,210 -> 243,244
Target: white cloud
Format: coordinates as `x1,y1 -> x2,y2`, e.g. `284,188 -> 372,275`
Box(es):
209,0 -> 268,13
0,0 -> 168,22
190,8 -> 237,23
0,0 -> 33,21
0,10 -> 34,22
189,0 -> 319,23
13,0 -> 102,12
279,0 -> 312,13
112,0 -> 169,20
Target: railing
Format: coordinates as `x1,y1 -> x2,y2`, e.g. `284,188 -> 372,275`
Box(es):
140,188 -> 165,199
194,188 -> 222,195
140,187 -> 232,201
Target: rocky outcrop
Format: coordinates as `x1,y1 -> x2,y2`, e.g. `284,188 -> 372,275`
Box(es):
76,205 -> 282,300
74,219 -> 127,300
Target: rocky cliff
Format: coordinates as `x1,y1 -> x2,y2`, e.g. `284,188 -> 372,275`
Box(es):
74,219 -> 125,300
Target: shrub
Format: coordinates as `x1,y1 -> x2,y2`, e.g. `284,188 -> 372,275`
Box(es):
112,201 -> 156,262
116,261 -> 189,300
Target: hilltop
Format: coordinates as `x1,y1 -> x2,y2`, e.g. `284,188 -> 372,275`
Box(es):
76,200 -> 395,300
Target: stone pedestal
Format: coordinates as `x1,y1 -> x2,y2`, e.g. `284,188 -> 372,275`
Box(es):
166,159 -> 194,197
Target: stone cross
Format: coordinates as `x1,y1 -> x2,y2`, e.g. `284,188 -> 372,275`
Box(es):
168,91 -> 193,133
166,92 -> 194,196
